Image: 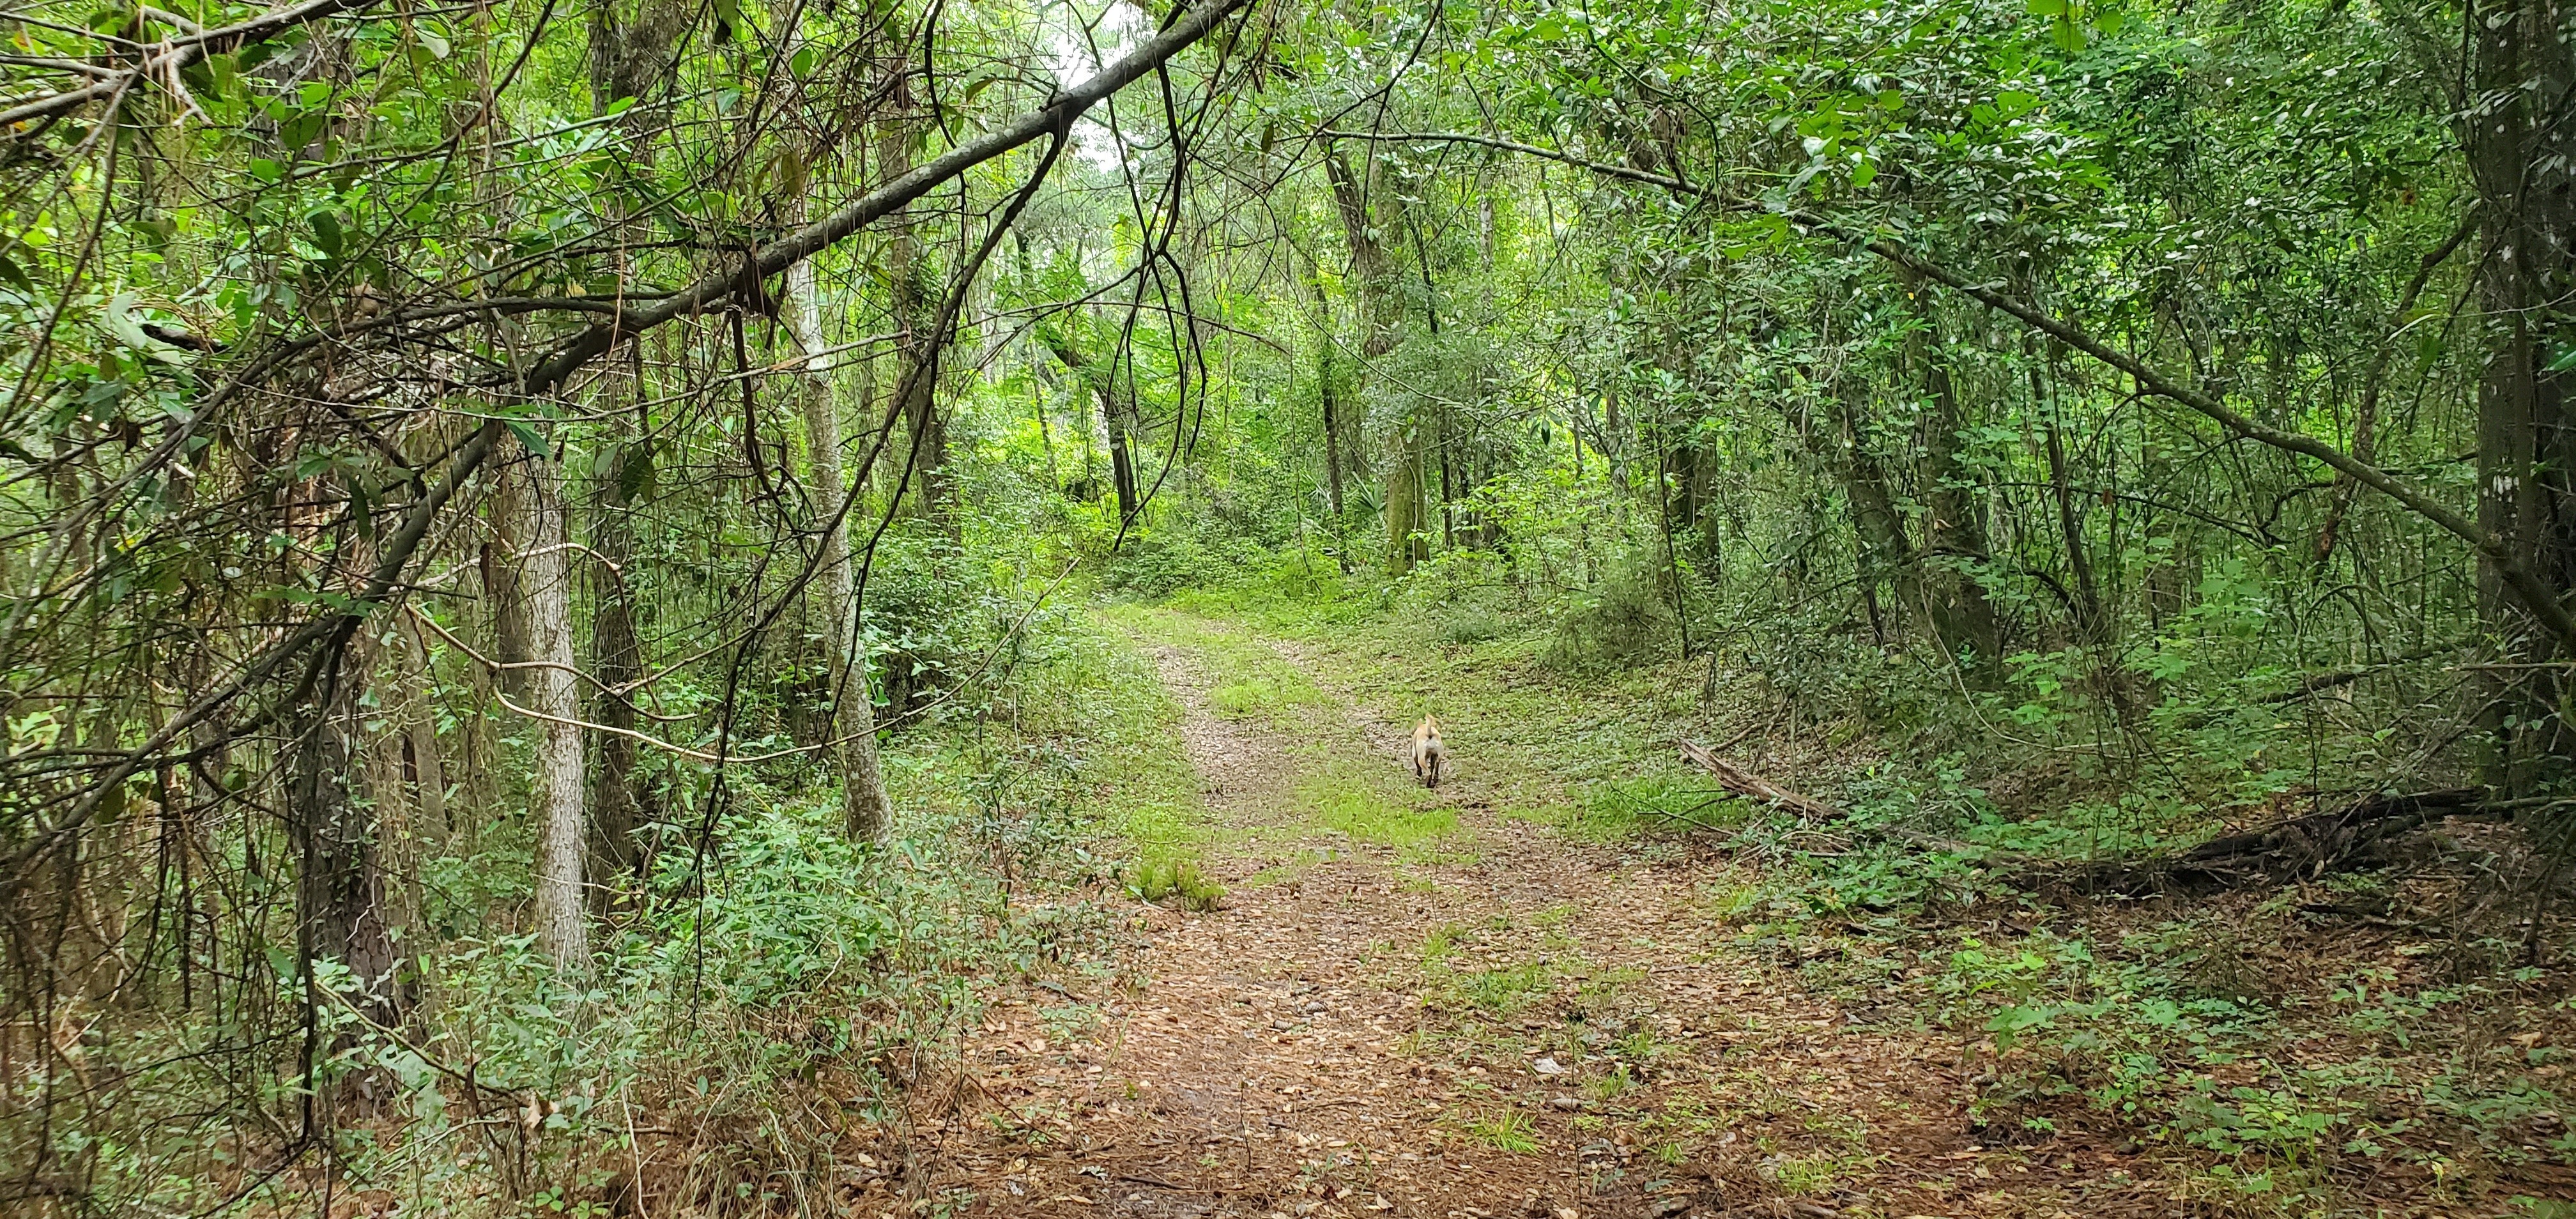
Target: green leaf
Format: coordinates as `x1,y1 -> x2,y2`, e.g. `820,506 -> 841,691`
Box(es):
416,26 -> 450,59
611,439 -> 656,503
279,109 -> 329,151
249,158 -> 284,183
345,474 -> 375,542
1850,157 -> 1876,188
505,419 -> 550,458
2051,13 -> 2088,52
2545,344 -> 2576,373
307,210 -> 344,260
0,252 -> 31,293
790,45 -> 815,77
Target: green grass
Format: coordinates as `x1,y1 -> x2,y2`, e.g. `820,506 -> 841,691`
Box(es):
1106,602 -> 1328,732
1128,858 -> 1226,910
1149,583 -> 1720,839
1459,958 -> 1556,1013
1303,773 -> 1457,849
1463,1109 -> 1543,1154
1209,671 -> 1327,721
1048,610 -> 1223,879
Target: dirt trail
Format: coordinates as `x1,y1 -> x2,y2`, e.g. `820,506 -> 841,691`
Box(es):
889,624 -> 2158,1218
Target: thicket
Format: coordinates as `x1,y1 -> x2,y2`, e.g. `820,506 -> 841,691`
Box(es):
6,0 -> 2576,1211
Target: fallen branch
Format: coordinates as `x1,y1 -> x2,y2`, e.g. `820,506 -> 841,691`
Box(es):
1675,739 -> 1843,821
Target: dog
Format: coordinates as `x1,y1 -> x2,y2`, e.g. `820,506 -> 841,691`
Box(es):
1411,715 -> 1446,788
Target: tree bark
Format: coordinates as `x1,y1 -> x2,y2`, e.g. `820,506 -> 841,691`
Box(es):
507,440 -> 591,976
588,427 -> 648,895
1319,334 -> 1344,519
291,656 -> 401,1029
582,0 -> 689,900
1830,377 -> 1920,643
2467,0 -> 2576,791
1907,288 -> 2004,678
788,256 -> 896,843
1325,145 -> 1419,571
1038,318 -> 1141,520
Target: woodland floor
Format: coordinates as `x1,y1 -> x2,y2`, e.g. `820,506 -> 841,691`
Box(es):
816,608 -> 2277,1219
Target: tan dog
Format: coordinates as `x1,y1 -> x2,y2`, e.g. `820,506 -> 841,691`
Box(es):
1411,715 -> 1446,788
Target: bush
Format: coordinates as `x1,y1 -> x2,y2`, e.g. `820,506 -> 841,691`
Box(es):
1547,556 -> 1679,669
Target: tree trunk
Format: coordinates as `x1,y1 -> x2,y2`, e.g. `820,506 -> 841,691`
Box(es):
1908,289 -> 2004,678
291,656 -> 401,1029
583,0 -> 687,898
1386,425 -> 1427,571
878,94 -> 948,514
788,256 -> 896,843
588,423 -> 648,896
1319,338 -> 1344,519
1831,376 -> 1920,642
509,440 -> 591,976
1039,319 -> 1141,521
1325,145 -> 1414,570
2468,0 -> 2576,791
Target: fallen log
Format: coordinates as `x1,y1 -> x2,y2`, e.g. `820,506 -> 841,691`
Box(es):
1669,740 -> 2504,898
2032,787 -> 2488,898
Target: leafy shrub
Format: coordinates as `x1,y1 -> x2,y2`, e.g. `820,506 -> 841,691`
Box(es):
1546,555 -> 1678,669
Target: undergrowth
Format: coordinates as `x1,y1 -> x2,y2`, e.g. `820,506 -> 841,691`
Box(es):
209,611 -> 1197,1217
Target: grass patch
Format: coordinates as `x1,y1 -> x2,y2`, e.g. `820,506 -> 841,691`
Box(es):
1126,858 -> 1225,910
1106,602 -> 1327,731
1422,923 -> 1471,963
1464,1109 -> 1544,1154
1056,611 -> 1216,868
1461,958 -> 1556,1013
1210,671 -> 1326,721
1304,774 -> 1457,848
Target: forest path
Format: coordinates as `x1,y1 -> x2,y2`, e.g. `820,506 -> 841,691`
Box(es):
905,610 -> 2149,1218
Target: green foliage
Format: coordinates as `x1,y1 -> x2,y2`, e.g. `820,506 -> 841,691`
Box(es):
1544,552 -> 1682,671
1126,857 -> 1226,911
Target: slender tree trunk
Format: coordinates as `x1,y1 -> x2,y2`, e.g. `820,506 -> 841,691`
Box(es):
878,88 -> 947,514
1831,377 -> 1920,641
788,256 -> 896,843
1039,320 -> 1141,520
2041,422 -> 2103,640
479,534 -> 530,702
583,0 -> 686,898
509,441 -> 591,976
1325,145 -> 1413,570
1908,289 -> 2004,678
397,613 -> 448,835
1319,338 -> 1344,519
588,424 -> 647,896
1386,429 -> 1426,570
